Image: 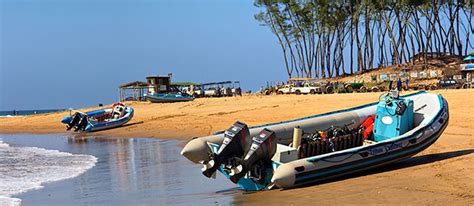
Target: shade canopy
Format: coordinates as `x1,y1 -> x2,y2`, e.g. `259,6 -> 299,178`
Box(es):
464,55 -> 474,61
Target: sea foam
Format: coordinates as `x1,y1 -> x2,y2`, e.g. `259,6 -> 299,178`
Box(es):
0,140 -> 97,206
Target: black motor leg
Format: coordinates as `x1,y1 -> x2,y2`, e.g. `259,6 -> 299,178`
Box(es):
67,112 -> 82,131
75,115 -> 89,132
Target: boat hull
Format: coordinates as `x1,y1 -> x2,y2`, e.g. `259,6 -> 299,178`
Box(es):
146,95 -> 194,103
277,97 -> 448,188
61,107 -> 134,132
181,91 -> 450,191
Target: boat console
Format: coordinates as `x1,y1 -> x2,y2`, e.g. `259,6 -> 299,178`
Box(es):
112,104 -> 126,120
373,90 -> 414,141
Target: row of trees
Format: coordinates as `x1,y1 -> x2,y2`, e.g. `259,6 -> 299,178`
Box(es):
255,0 -> 474,78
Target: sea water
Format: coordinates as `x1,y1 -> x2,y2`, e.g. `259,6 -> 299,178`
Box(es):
0,138 -> 97,206
0,109 -> 66,117
0,134 -> 237,206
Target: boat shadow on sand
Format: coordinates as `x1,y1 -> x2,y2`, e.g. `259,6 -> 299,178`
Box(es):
292,149 -> 474,190
121,121 -> 144,128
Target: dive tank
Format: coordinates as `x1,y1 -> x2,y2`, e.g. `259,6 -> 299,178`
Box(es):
201,121 -> 250,178
229,128 -> 277,183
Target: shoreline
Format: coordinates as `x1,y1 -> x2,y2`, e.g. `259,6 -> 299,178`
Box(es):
0,90 -> 472,141
1,90 -> 473,205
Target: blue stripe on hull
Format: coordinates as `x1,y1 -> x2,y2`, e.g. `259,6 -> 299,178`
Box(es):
294,108 -> 448,186
85,108 -> 134,132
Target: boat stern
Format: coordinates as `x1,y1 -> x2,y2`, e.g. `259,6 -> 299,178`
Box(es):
271,163 -> 296,189
181,138 -> 212,164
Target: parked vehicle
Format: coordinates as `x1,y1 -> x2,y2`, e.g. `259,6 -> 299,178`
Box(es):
204,87 -> 221,97
276,85 -> 292,94
277,82 -> 334,95
333,82 -> 354,93
182,85 -> 204,97
183,81 -> 240,98
438,79 -> 460,89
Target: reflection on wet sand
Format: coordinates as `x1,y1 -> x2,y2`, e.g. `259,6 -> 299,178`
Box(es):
4,134 -> 238,205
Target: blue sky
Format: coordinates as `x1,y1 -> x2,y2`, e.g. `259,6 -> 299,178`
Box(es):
0,0 -> 286,110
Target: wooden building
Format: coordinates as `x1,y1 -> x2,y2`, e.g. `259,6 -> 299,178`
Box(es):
461,55 -> 474,83
119,73 -> 174,101
146,73 -> 172,95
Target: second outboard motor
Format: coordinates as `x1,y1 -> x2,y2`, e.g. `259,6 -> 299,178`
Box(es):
229,128 -> 277,183
201,121 -> 250,178
66,112 -> 82,130
75,114 -> 89,132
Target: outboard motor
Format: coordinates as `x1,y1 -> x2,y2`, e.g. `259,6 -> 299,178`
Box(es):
201,121 -> 250,178
66,112 -> 82,130
75,114 -> 89,132
229,128 -> 277,183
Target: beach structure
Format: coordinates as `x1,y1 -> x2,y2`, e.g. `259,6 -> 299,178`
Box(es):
119,73 -> 174,101
182,81 -> 242,97
120,74 -> 241,101
119,81 -> 149,101
181,91 -> 449,191
146,74 -> 173,95
460,54 -> 474,84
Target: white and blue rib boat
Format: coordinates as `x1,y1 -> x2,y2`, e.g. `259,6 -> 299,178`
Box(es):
181,91 -> 449,191
61,105 -> 134,132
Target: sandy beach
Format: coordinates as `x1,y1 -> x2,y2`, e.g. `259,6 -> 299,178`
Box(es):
1,90 -> 473,205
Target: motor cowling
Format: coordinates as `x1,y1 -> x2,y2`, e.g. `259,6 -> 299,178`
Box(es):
229,128 -> 277,183
75,114 -> 89,132
66,112 -> 83,130
201,121 -> 250,178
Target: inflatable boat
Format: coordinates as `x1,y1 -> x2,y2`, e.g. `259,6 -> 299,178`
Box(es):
145,93 -> 194,103
181,91 -> 449,191
61,102 -> 134,132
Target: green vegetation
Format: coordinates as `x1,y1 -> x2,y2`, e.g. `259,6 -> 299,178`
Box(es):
255,0 -> 474,78
170,82 -> 201,86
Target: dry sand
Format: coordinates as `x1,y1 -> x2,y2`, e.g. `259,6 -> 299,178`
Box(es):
1,90 -> 473,205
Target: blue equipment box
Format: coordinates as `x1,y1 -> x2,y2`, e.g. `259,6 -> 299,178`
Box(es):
373,96 -> 414,141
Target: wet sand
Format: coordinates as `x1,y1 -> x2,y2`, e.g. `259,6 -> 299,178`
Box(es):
1,90 -> 473,204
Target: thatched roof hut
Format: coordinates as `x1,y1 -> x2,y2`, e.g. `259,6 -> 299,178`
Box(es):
119,81 -> 149,101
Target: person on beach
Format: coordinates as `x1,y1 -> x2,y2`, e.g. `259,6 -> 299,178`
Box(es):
397,78 -> 402,91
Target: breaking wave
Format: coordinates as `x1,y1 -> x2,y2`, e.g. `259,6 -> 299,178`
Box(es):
0,140 -> 97,206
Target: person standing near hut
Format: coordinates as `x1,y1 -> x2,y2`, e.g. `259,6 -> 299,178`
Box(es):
397,78 -> 402,91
